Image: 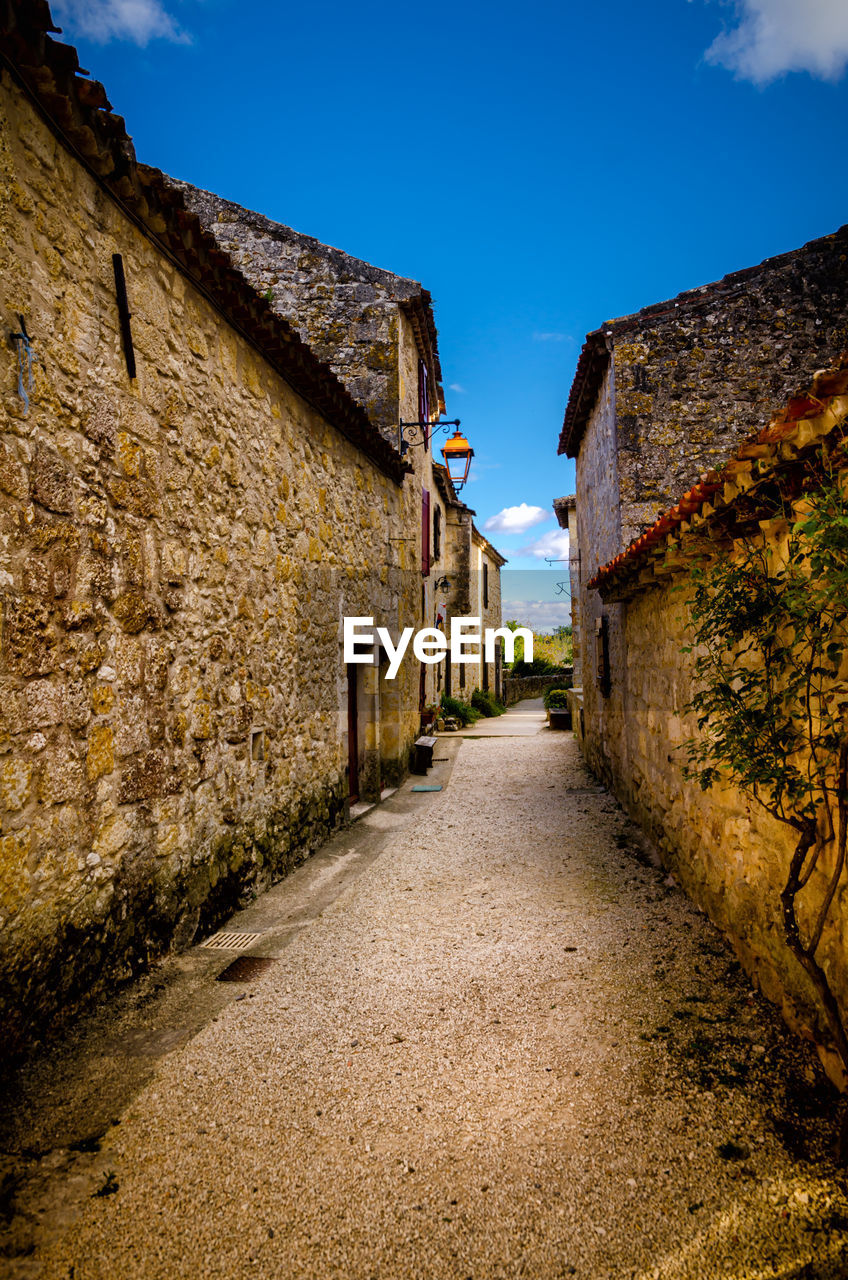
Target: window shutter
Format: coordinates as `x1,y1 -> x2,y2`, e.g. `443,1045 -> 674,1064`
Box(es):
422,489 -> 430,577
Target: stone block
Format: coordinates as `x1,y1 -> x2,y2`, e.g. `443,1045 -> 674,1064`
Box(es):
23,678 -> 64,728
39,747 -> 84,805
0,827 -> 30,914
92,812 -> 130,860
86,724 -> 114,781
2,596 -> 55,677
112,590 -> 156,634
0,440 -> 28,500
114,696 -> 149,757
31,442 -> 75,514
106,476 -> 159,518
91,684 -> 115,715
81,396 -> 117,450
1,758 -> 32,811
118,749 -> 174,804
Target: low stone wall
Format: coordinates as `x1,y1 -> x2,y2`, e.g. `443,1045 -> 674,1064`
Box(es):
503,672 -> 572,706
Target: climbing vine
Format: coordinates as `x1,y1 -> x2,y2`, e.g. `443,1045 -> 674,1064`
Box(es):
682,454 -> 848,1149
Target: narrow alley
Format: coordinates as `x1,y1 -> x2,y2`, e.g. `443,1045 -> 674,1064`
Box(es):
2,710 -> 846,1279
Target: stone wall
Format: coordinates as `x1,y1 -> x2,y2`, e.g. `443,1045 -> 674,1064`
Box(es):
476,535 -> 504,699
574,365 -> 628,785
0,77 -> 419,1051
502,673 -> 572,706
602,568 -> 847,1088
581,385 -> 848,1089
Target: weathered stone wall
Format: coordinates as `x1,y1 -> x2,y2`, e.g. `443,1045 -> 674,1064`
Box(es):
601,568 -> 848,1088
442,508 -> 472,699
610,226 -> 848,547
175,183 -> 434,444
0,79 -> 418,1051
574,365 -> 628,787
375,310 -> 434,762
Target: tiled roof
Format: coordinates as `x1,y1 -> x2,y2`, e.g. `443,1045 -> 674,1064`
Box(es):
589,357 -> 848,598
0,0 -> 410,484
557,226 -> 848,459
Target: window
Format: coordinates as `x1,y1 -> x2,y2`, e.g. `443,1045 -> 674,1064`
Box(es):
483,561 -> 489,610
422,489 -> 430,577
433,505 -> 442,561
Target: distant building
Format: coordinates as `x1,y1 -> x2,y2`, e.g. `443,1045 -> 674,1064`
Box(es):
432,466 -> 507,704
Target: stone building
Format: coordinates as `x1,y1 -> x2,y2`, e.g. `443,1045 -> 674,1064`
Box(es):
431,463 -> 506,703
559,226 -> 848,1083
0,1 -> 501,1051
560,225 -> 848,784
585,381 -> 848,1086
178,185 -> 506,712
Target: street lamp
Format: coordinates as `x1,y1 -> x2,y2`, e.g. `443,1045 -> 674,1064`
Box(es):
440,428 -> 474,490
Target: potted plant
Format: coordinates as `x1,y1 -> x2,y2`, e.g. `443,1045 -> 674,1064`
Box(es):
421,703 -> 440,729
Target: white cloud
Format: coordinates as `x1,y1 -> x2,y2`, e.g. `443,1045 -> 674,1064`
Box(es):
516,528 -> 571,560
53,0 -> 189,44
501,598 -> 572,632
532,332 -> 572,343
705,0 -> 848,83
483,503 -> 551,535
449,383 -> 466,393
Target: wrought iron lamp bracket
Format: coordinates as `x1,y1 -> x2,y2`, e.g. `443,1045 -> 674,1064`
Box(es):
398,418 -> 460,456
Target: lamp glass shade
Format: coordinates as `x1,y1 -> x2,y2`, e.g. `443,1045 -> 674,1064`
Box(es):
441,429 -> 474,487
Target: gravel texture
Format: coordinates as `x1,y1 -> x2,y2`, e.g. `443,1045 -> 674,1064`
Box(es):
12,729 -> 848,1278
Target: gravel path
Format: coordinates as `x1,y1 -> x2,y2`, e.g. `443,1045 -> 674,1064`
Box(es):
27,731 -> 848,1278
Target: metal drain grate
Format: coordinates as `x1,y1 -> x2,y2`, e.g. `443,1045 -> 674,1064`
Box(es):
200,930 -> 264,951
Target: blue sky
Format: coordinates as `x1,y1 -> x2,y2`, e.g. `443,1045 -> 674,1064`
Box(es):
54,0 -> 848,623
